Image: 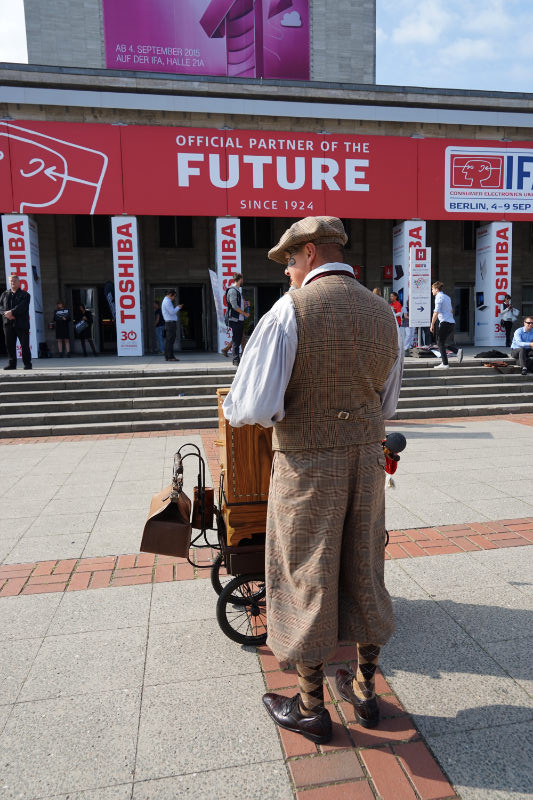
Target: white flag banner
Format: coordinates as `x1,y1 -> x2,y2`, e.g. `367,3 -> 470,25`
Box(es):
111,216 -> 144,356
408,247 -> 431,327
475,222 -> 512,347
2,214 -> 44,358
392,221 -> 426,316
215,218 -> 241,354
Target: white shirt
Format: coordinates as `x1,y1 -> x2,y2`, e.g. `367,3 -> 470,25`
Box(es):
161,295 -> 179,322
223,263 -> 404,428
434,291 -> 454,324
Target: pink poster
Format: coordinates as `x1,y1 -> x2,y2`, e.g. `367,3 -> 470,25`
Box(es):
102,0 -> 309,80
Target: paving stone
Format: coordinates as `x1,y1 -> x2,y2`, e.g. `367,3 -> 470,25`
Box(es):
0,592 -> 63,640
424,719 -> 533,800
396,551 -> 506,594
144,618 -> 259,685
0,638 -> 42,705
49,786 -> 133,800
25,512 -> 99,537
483,635 -> 533,696
435,584 -> 533,645
383,639 -> 533,739
3,534 -> 89,565
49,583 -> 152,635
149,578 -> 218,625
18,627 -> 147,701
0,690 -> 140,799
135,675 -> 280,780
81,528 -> 145,558
132,762 -> 292,799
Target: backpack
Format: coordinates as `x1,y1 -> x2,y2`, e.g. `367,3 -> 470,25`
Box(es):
224,287 -> 231,326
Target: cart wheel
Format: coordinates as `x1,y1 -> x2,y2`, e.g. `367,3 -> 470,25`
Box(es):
210,552 -> 232,596
216,573 -> 267,645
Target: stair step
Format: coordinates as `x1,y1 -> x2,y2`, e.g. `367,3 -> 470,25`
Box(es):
0,416 -> 220,439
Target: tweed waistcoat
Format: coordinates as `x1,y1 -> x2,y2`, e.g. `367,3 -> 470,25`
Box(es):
272,274 -> 398,452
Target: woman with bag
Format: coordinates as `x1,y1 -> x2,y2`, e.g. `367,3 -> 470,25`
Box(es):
500,295 -> 519,348
52,300 -> 71,357
75,304 -> 97,356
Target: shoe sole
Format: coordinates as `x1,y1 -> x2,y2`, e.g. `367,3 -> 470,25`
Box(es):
263,703 -> 332,744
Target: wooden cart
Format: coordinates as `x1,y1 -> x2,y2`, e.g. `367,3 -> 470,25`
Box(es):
211,388 -> 272,645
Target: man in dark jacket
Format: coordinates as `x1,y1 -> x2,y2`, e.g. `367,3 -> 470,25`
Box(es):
0,275 -> 32,370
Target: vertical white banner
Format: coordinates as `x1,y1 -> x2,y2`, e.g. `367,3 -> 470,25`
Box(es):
2,214 -> 44,358
215,218 -> 241,354
392,220 -> 426,315
408,247 -> 432,327
111,216 -> 143,356
475,222 -> 512,347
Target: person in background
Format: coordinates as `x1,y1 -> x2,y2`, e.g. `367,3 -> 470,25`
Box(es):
0,274 -> 32,370
75,304 -> 97,356
153,300 -> 165,354
500,294 -> 519,349
226,273 -> 249,366
389,291 -> 402,327
511,317 -> 533,375
161,288 -> 183,362
53,300 -> 71,357
430,281 -> 462,369
372,287 -> 382,297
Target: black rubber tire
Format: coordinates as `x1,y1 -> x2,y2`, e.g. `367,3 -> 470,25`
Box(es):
210,552 -> 230,596
216,573 -> 267,645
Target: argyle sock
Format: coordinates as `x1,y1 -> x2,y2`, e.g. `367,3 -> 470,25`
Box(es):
352,643 -> 381,701
296,663 -> 325,717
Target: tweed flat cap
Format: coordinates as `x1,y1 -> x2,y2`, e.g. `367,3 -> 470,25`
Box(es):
268,216 -> 348,264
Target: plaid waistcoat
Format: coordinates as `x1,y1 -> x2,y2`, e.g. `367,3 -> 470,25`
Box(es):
272,274 -> 398,452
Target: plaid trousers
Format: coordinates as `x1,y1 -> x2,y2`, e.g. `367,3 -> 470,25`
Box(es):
265,442 -> 394,665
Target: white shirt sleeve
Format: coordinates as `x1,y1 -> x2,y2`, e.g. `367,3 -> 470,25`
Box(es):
223,294 -> 297,428
380,326 -> 405,421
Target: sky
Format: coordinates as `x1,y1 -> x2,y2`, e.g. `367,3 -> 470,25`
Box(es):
0,0 -> 532,94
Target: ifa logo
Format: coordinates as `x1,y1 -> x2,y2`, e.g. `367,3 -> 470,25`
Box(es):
450,155 -> 504,189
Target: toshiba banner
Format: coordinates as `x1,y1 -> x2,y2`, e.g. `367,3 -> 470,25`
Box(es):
216,218 -> 241,354
475,222 -> 512,347
392,221 -> 426,320
111,217 -> 144,356
2,214 -> 44,359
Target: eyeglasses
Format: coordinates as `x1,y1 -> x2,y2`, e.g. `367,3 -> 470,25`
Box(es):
525,321 -> 533,325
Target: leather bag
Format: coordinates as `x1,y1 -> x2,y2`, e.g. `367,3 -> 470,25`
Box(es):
140,454 -> 192,558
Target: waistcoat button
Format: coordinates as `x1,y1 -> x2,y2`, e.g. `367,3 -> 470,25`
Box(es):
338,411 -> 350,420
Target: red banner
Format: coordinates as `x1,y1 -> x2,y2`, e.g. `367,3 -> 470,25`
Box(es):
1,121 -> 533,221
0,121 -> 123,215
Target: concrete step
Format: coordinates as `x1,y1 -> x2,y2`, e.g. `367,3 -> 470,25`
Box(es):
0,384 -> 226,404
397,391 -> 533,409
0,404 -> 218,429
400,381 -> 531,399
395,402 -> 533,419
0,372 -> 234,393
0,394 -> 218,415
0,416 -> 220,439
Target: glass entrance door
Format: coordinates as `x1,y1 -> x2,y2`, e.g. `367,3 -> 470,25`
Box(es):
453,284 -> 474,344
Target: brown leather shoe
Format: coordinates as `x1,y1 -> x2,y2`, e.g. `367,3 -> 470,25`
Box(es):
262,693 -> 332,744
336,668 -> 380,729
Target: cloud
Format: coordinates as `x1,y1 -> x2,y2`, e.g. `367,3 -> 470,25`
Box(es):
280,11 -> 302,28
0,0 -> 28,63
439,37 -> 493,62
391,0 -> 452,45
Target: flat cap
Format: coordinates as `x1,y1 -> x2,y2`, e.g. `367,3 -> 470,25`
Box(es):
268,216 -> 348,264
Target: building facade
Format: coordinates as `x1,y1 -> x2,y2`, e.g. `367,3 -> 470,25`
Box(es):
1,1 -> 532,356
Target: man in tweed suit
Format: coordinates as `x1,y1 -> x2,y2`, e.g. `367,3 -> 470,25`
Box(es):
223,217 -> 403,744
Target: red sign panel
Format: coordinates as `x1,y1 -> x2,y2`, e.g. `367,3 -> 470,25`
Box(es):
0,122 -> 533,221
0,121 -> 123,215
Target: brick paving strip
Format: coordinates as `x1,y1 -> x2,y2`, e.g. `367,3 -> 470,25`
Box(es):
1,517 -> 532,598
